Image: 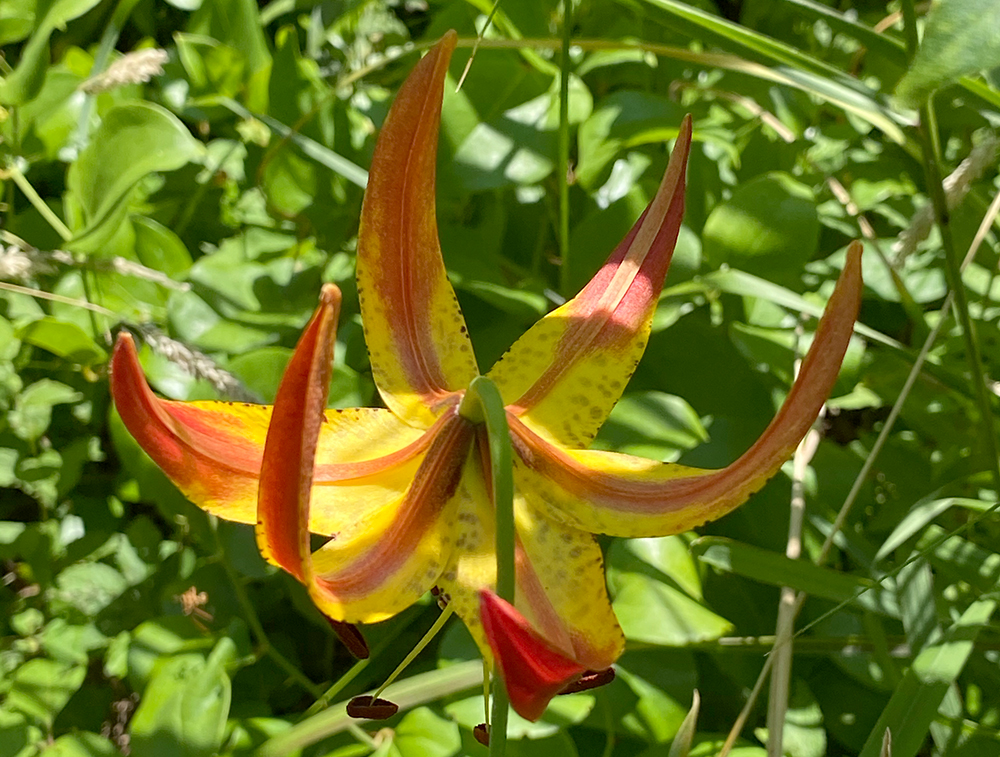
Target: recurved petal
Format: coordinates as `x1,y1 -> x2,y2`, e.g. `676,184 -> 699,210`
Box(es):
256,283 -> 343,577
357,30 -> 478,428
479,591 -> 588,722
510,242 -> 864,538
488,116 -> 692,448
110,333 -> 427,536
110,332 -> 270,524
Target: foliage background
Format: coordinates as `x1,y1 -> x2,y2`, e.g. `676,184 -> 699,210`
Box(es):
2,0 -> 1000,755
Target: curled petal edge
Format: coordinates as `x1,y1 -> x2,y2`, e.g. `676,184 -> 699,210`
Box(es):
509,241 -> 865,538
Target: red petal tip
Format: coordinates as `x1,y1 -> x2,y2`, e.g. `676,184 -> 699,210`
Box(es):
479,590 -> 587,722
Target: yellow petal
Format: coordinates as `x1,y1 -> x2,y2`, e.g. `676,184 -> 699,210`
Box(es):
509,241 -> 864,537
357,30 -> 478,428
307,414 -> 474,623
437,454 -> 623,673
489,117 -> 692,447
110,332 -> 427,536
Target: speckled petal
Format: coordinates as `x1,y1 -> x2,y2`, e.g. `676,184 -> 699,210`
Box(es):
488,116 -> 692,448
110,333 -> 429,538
508,242 -> 864,537
357,30 -> 478,428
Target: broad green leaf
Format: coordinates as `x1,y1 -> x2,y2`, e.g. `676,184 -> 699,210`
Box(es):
8,379 -> 83,441
703,173 -> 818,282
918,525 -> 1000,596
577,91 -> 685,189
895,0 -> 1000,107
5,658 -> 87,728
692,537 -> 900,616
52,562 -> 128,617
42,732 -> 119,756
66,103 -> 201,253
0,0 -> 102,104
133,217 -> 193,278
858,599 -> 997,757
446,692 -> 594,740
608,537 -> 732,645
188,0 -> 272,111
129,638 -> 235,757
393,708 -> 461,757
17,317 -> 107,365
594,391 -> 708,461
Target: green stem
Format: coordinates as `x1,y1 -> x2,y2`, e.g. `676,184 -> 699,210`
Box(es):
209,519 -> 324,699
256,660 -> 484,757
373,605 -> 455,699
69,0 -> 142,156
459,376 -> 514,757
898,0 -> 1000,492
7,166 -> 73,241
557,0 -> 573,298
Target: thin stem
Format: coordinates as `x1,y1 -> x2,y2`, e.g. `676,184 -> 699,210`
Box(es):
303,657 -> 369,717
373,605 -> 455,699
209,519 -> 324,699
256,660 -> 484,757
917,99 -> 1000,493
7,167 -> 73,240
557,0 -> 573,297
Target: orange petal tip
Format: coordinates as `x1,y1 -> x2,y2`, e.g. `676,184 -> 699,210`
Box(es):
479,590 -> 587,722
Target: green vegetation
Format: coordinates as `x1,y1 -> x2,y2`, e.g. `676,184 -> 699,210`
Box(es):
2,1 -> 999,755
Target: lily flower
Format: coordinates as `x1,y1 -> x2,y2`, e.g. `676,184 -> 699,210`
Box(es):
110,31 -> 863,723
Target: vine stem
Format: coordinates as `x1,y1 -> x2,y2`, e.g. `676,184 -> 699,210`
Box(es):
459,376 -> 515,757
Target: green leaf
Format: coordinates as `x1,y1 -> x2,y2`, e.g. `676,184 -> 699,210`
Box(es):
702,173 -> 818,282
8,379 -> 83,442
594,391 -> 709,461
17,317 -> 107,365
0,0 -> 102,104
393,708 -> 461,757
42,731 -> 119,756
895,0 -> 1000,107
692,537 -> 900,616
66,103 -> 201,253
858,599 -> 997,757
53,563 -> 129,617
5,659 -> 87,728
608,537 -> 733,645
129,638 -> 235,757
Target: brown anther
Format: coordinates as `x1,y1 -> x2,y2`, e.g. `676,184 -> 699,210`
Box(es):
559,667 -> 616,695
327,617 -> 370,659
430,585 -> 450,609
473,723 -> 490,746
346,695 -> 399,720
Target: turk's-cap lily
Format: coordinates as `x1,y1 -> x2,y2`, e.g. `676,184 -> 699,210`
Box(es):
109,30 -> 863,722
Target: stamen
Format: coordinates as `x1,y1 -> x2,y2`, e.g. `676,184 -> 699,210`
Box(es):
326,617 -> 370,659
346,696 -> 398,720
371,604 -> 455,701
473,723 -> 490,746
559,667 -> 616,695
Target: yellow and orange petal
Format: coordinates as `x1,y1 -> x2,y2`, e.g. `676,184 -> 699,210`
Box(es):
357,30 -> 478,429
488,117 -> 692,448
509,242 -> 864,538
